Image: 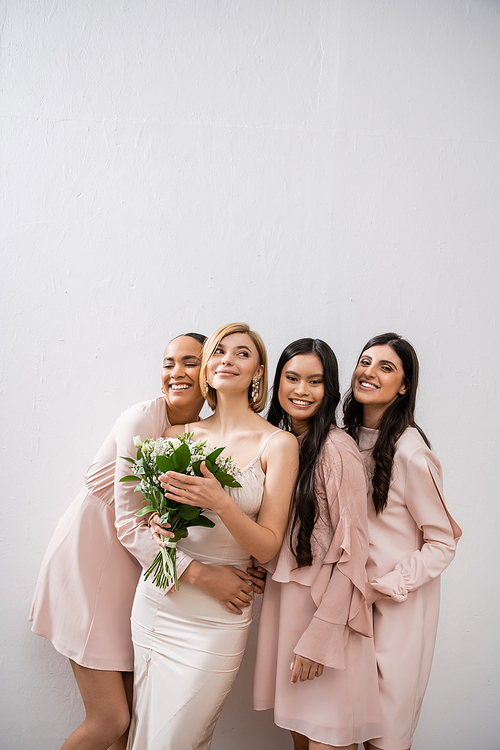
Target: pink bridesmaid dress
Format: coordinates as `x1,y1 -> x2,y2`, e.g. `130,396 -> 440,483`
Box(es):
29,396 -> 192,671
254,428 -> 383,746
358,426 -> 462,750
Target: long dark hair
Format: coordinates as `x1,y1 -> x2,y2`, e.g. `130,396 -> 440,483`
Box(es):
343,332 -> 430,514
268,338 -> 340,567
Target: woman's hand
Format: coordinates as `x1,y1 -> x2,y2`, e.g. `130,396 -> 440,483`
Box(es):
246,566 -> 267,595
149,514 -> 174,548
159,462 -> 229,514
182,561 -> 254,615
291,654 -> 324,684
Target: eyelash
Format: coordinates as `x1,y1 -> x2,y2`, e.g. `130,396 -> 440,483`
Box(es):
359,359 -> 392,373
163,363 -> 198,369
213,349 -> 249,357
286,376 -> 322,385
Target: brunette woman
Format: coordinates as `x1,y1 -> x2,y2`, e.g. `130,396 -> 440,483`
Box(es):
30,333 -> 244,750
127,323 -> 298,750
343,332 -> 462,750
254,338 -> 382,750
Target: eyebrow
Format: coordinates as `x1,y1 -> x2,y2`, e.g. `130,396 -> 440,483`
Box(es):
380,360 -> 398,368
163,355 -> 200,363
361,355 -> 398,369
285,369 -> 323,378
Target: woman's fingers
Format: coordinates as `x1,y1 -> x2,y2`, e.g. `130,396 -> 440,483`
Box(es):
149,514 -> 174,546
291,654 -> 324,684
246,566 -> 267,594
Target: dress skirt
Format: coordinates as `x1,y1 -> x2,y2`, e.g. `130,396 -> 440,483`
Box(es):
128,574 -> 253,750
254,578 -> 382,747
30,485 -> 141,670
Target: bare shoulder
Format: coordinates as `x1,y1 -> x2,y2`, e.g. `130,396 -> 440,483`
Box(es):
164,423 -> 186,438
264,428 -> 298,457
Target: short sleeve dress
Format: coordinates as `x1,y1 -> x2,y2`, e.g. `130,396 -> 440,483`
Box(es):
29,396 -> 193,671
358,426 -> 462,750
253,428 -> 383,747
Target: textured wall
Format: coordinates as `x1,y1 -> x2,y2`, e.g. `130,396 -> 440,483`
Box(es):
1,1 -> 499,748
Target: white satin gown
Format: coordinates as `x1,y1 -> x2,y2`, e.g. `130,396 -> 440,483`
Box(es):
127,430 -> 280,750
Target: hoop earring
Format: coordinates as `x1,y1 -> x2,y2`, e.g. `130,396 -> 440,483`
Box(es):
251,376 -> 259,403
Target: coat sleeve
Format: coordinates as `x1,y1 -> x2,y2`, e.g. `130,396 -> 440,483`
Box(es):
293,441 -> 372,669
113,403 -> 193,591
370,447 -> 462,602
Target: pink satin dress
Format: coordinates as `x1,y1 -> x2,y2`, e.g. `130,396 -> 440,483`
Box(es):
29,396 -> 183,671
254,428 -> 383,746
358,426 -> 462,750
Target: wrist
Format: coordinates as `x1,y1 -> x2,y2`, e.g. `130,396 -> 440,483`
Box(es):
182,560 -> 202,585
212,487 -> 231,516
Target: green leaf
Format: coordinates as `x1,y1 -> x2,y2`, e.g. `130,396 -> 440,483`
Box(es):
172,443 -> 191,473
119,475 -> 139,482
176,504 -> 201,521
120,456 -> 136,464
156,455 -> 174,473
206,446 -> 225,464
191,461 -> 203,477
186,515 -> 216,528
214,471 -> 242,488
135,506 -> 154,516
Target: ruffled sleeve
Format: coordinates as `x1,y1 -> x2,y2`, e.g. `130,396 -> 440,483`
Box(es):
113,400 -> 193,591
293,436 -> 372,669
370,445 -> 462,602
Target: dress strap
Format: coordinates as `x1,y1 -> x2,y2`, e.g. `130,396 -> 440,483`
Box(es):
185,423 -> 189,433
256,430 -> 282,459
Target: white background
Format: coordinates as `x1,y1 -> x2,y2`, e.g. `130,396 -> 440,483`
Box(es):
1,1 -> 499,748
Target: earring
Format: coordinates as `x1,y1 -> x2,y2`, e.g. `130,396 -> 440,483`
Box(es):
251,376 -> 259,403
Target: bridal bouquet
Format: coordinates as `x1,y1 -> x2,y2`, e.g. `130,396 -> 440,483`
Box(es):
120,433 -> 242,590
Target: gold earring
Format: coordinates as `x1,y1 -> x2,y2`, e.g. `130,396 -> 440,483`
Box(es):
251,376 -> 259,403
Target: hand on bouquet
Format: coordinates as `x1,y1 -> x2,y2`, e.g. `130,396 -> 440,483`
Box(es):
149,514 -> 174,548
160,461 -> 229,514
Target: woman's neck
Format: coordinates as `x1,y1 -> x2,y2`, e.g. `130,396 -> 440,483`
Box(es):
362,404 -> 385,429
290,415 -> 310,436
207,392 -> 259,436
166,396 -> 205,427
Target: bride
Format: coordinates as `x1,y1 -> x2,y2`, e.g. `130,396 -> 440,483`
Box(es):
126,322 -> 299,750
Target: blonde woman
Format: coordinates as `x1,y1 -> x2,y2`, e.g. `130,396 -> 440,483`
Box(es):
127,323 -> 299,750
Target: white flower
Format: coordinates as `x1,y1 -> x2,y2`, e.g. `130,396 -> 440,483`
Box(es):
133,435 -> 142,448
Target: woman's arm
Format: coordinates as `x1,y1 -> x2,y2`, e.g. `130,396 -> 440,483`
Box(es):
161,430 -> 299,563
369,446 -> 462,602
113,404 -> 194,585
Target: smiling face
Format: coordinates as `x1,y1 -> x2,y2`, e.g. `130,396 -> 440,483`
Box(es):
352,344 -> 407,424
278,353 -> 325,435
161,335 -> 204,408
206,332 -> 263,396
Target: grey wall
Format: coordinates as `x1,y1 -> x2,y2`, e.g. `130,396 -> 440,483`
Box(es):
1,1 -> 499,748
